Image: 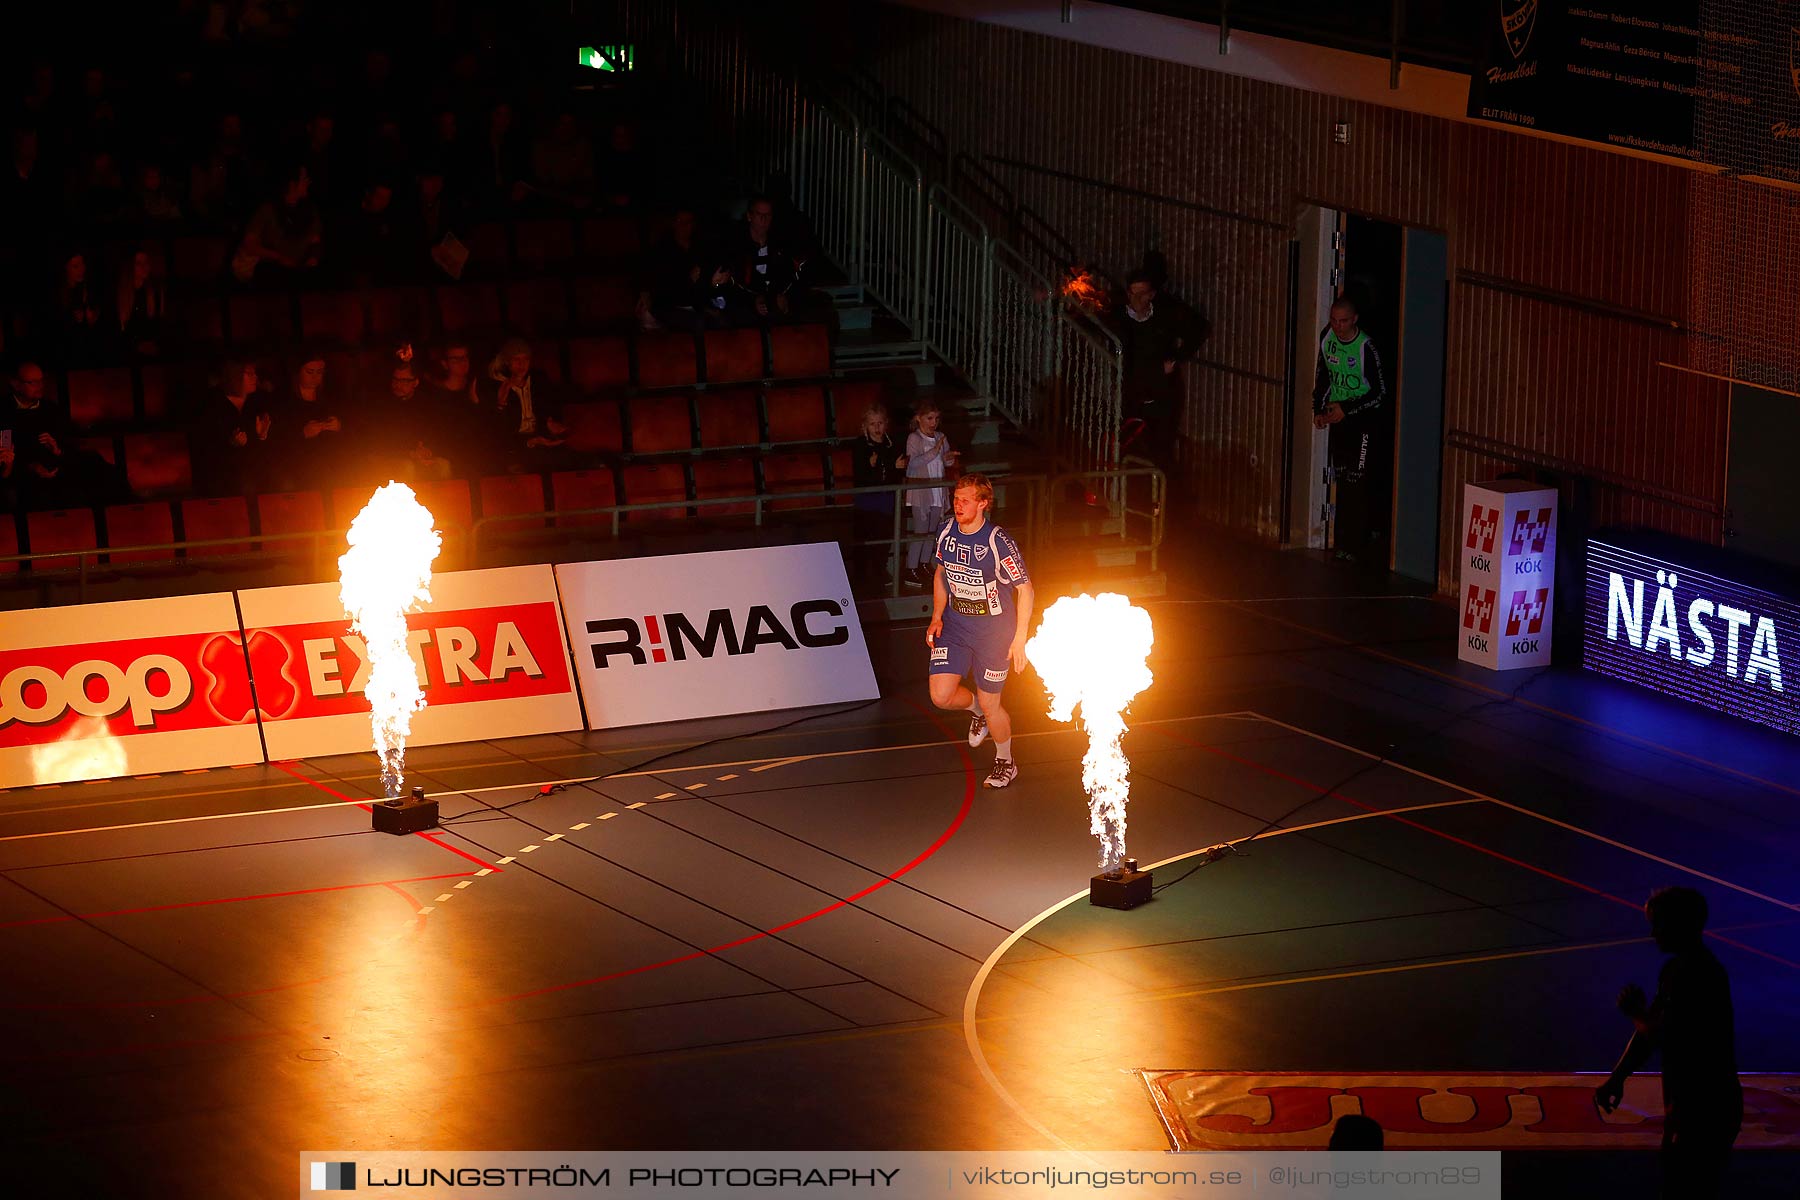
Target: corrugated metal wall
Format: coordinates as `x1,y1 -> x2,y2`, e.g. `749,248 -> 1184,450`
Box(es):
850,3 -> 1733,590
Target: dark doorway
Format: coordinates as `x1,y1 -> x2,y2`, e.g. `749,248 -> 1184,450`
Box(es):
1727,384 -> 1800,571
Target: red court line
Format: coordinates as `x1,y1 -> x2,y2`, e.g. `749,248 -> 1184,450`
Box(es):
495,698 -> 979,1004
272,759 -> 502,872
0,871 -> 471,930
1156,727 -> 1800,971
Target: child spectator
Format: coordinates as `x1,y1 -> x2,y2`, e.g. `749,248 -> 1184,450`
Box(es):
850,400 -> 907,589
902,400 -> 959,587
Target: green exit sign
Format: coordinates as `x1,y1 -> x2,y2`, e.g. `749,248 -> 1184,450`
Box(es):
579,45 -> 634,72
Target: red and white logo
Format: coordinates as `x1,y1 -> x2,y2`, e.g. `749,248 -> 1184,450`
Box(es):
1465,505 -> 1499,555
1509,507 -> 1553,556
1505,588 -> 1549,637
1462,586 -> 1497,635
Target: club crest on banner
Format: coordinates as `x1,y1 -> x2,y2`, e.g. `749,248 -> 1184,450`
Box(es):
1501,0 -> 1539,60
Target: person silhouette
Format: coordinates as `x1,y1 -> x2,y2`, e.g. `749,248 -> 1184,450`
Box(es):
1594,886 -> 1741,1198
1328,1114 -> 1383,1150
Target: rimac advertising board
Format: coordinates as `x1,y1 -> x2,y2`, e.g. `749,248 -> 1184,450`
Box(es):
0,593 -> 265,785
556,544 -> 878,728
237,565 -> 583,763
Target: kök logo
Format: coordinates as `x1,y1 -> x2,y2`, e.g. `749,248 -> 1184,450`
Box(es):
1509,508 -> 1553,556
1465,505 -> 1499,555
1501,0 -> 1539,60
1505,588 -> 1549,637
1463,586 -> 1497,635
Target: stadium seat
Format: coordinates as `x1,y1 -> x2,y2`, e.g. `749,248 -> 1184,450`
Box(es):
696,390 -> 761,449
299,290 -> 367,346
762,452 -> 829,511
635,331 -> 699,389
578,215 -> 642,262
412,477 -> 473,534
627,395 -> 694,454
256,492 -> 330,552
503,278 -> 571,335
560,399 -> 624,454
621,463 -> 688,520
26,509 -> 98,571
512,218 -> 576,270
66,368 -> 135,427
530,338 -> 565,383
550,468 -> 617,527
828,449 -> 854,503
139,364 -> 170,419
831,380 -> 885,438
435,282 -> 502,333
463,222 -> 511,273
103,502 -> 175,564
568,335 -> 632,394
763,385 -> 829,443
478,473 -> 550,532
703,327 -> 767,384
173,294 -> 225,343
570,274 -> 636,328
331,485 -> 379,529
179,496 -> 252,557
73,436 -> 118,465
0,513 -> 17,573
123,432 -> 193,496
368,287 -> 432,339
171,235 -> 229,282
228,290 -> 295,345
693,458 -> 758,516
769,324 -> 832,378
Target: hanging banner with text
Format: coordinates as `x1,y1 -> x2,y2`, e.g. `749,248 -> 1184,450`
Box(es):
556,543 -> 878,729
0,593 -> 266,786
237,565 -> 583,764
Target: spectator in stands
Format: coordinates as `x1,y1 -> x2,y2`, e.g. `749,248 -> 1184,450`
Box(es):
71,148 -> 128,226
232,164 -> 323,283
482,100 -> 529,211
481,337 -> 569,473
637,207 -> 727,331
277,352 -> 344,487
193,359 -> 277,496
130,162 -> 183,223
189,112 -> 255,224
4,359 -> 125,509
726,194 -> 809,323
113,248 -> 167,358
372,359 -> 453,482
299,110 -> 341,216
903,401 -> 959,587
527,110 -> 597,211
340,177 -> 402,282
1,129 -> 53,234
411,162 -> 466,274
849,400 -> 907,589
51,251 -> 105,365
1116,269 -> 1205,472
424,337 -> 483,464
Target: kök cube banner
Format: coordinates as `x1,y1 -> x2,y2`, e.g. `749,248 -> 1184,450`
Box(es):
236,564 -> 584,762
1457,481 -> 1558,672
0,592 -> 266,785
556,543 -> 879,728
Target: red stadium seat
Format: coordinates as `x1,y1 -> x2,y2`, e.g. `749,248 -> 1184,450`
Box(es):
769,324 -> 832,378
257,491 -> 329,542
634,331 -> 698,389
571,274 -> 636,328
696,390 -> 760,449
831,381 -> 885,439
621,464 -> 688,520
463,222 -> 511,273
139,364 -> 171,420
502,278 -> 571,335
171,235 -> 229,282
331,485 -> 377,529
828,449 -> 854,499
560,400 -> 624,454
123,433 -> 193,496
299,291 -> 367,346
103,502 -> 175,563
764,385 -> 829,443
26,509 -> 98,570
73,436 -> 118,465
550,468 -> 617,527
435,283 -> 502,333
568,335 -> 631,394
180,496 -> 252,557
173,295 -> 225,343
762,452 -> 828,511
628,395 -> 694,454
530,339 -> 565,384
578,215 -> 642,262
368,287 -> 432,339
478,473 -> 549,532
512,218 -> 576,270
228,291 -> 295,344
693,458 -> 757,516
66,368 -> 135,427
703,327 -> 766,384
412,478 -> 473,535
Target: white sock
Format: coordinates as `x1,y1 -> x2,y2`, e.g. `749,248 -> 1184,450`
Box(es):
995,739 -> 1012,761
967,698 -> 983,714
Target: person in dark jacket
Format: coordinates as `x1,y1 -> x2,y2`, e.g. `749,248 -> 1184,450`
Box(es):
3,360 -> 126,509
1312,297 -> 1390,563
848,400 -> 907,588
637,207 -> 729,330
191,359 -> 277,497
1595,886 -> 1742,1199
1117,270 -> 1205,469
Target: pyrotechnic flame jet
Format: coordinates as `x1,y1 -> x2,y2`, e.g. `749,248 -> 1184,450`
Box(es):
1025,593 -> 1154,872
338,482 -> 441,798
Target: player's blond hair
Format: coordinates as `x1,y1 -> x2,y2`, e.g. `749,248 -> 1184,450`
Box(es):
954,473 -> 994,507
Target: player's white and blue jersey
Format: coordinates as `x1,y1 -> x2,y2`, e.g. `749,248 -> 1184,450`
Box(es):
935,518 -> 1029,623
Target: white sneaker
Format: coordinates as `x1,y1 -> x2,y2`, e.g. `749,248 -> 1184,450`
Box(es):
984,758 -> 1017,789
967,711 -> 989,748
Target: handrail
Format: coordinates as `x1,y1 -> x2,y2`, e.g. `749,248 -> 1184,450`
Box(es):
1443,429 -> 1724,518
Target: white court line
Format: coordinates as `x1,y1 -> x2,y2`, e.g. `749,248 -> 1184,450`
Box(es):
1243,711 -> 1800,914
0,798 -> 361,844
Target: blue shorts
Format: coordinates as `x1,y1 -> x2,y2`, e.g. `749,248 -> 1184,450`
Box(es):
929,620 -> 1012,693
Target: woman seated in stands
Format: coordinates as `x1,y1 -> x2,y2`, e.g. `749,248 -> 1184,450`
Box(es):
192,360 -> 278,497
276,351 -> 345,488
114,249 -> 167,358
232,165 -> 322,283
